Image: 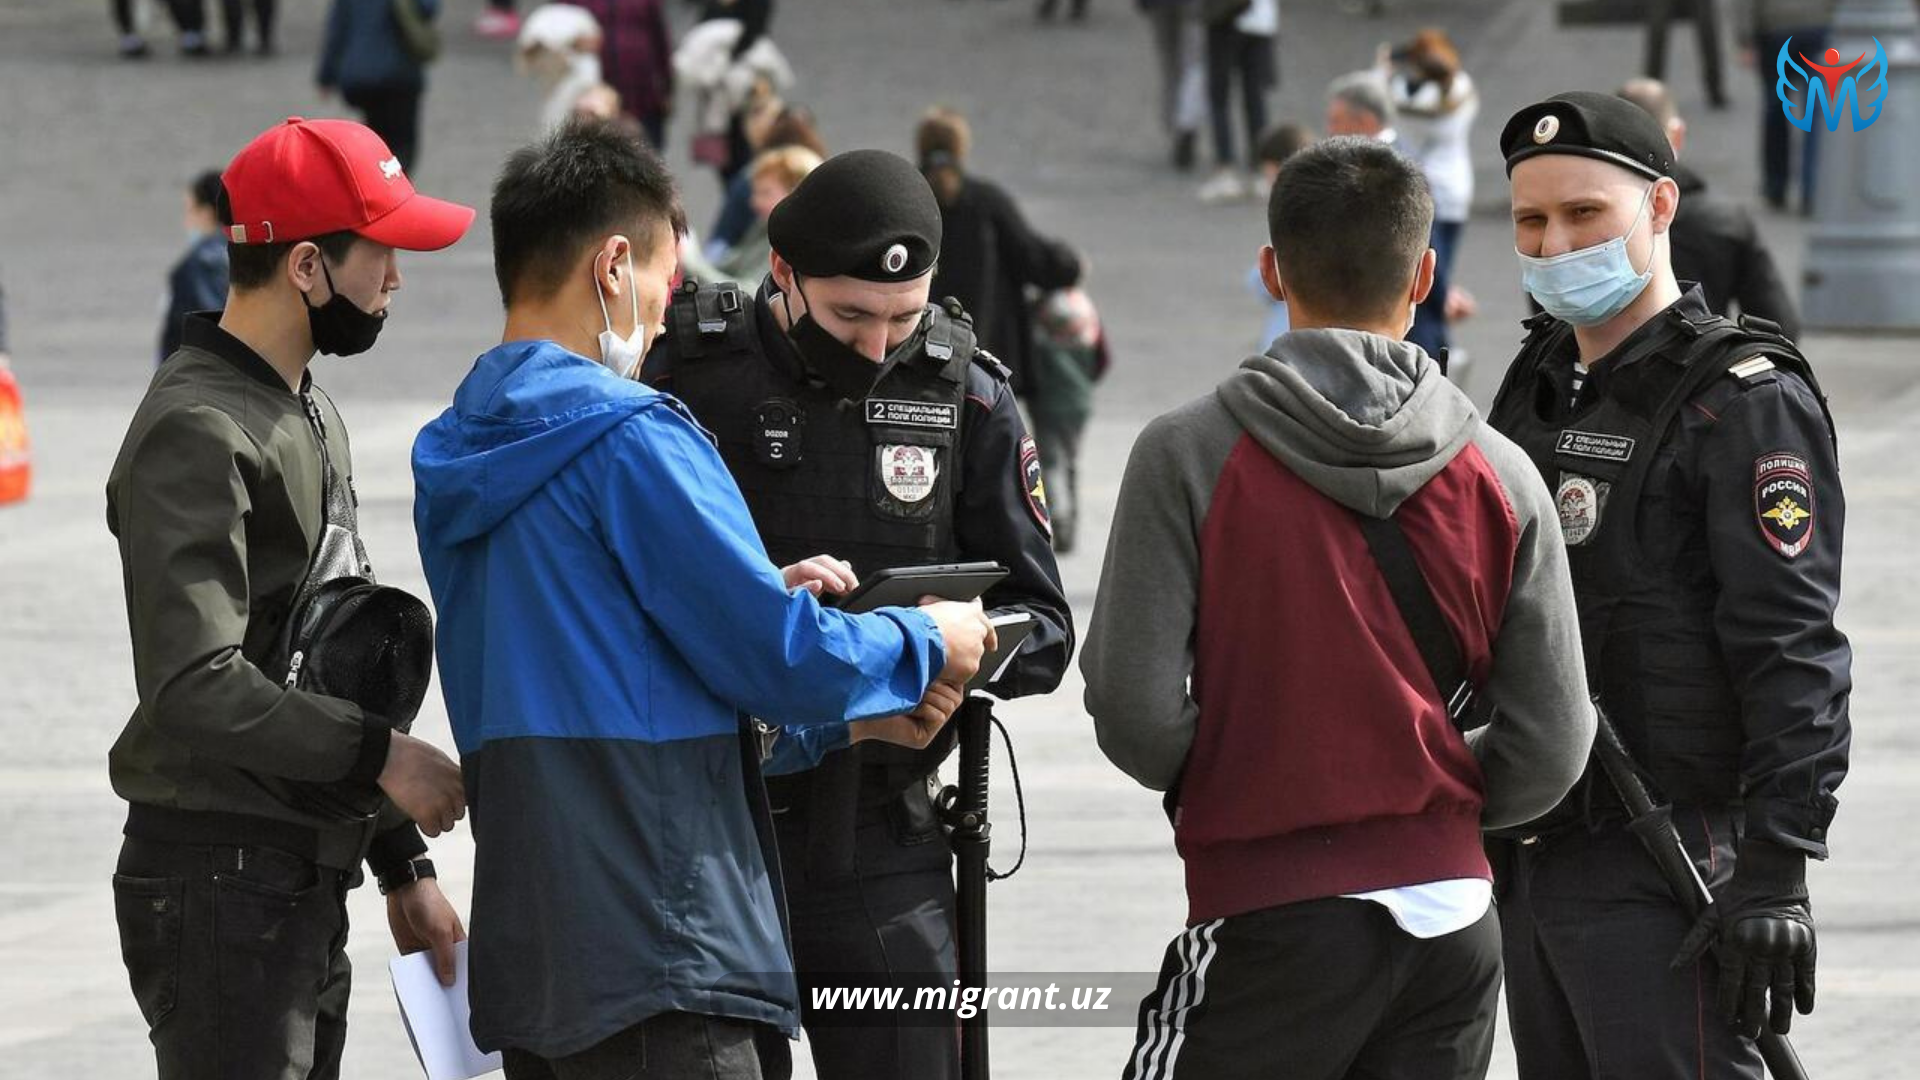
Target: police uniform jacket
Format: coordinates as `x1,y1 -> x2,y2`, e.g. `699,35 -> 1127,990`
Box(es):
1488,286 -> 1850,857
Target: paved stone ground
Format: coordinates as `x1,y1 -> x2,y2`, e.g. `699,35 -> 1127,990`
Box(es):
2,0 -> 1916,1077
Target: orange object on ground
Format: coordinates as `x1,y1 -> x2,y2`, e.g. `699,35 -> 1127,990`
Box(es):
0,362 -> 31,505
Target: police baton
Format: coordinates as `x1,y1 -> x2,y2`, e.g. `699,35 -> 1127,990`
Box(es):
1590,708 -> 1811,1080
940,696 -> 994,1080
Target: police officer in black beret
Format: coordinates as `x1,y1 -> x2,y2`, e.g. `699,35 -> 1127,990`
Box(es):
1486,91 -> 1851,1080
643,148 -> 1073,1080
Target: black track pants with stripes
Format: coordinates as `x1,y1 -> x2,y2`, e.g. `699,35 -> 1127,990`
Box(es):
1121,898 -> 1500,1080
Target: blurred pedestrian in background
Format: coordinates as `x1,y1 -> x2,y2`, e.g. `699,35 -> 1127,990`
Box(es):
917,106 -> 1084,395
1619,77 -> 1802,339
110,0 -> 154,58
1028,287 -> 1107,553
706,99 -> 825,258
1325,68 -> 1393,142
1038,0 -> 1090,23
517,3 -> 605,130
318,0 -> 442,171
1140,0 -> 1207,171
1734,0 -> 1833,213
1197,0 -> 1279,204
217,0 -> 276,54
158,170 -> 230,364
577,0 -> 675,148
476,0 -> 520,39
678,145 -> 821,286
1384,28 -> 1476,364
1246,122 -> 1312,351
674,0 -> 791,192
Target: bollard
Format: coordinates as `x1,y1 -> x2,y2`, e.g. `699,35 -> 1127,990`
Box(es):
1801,0 -> 1920,331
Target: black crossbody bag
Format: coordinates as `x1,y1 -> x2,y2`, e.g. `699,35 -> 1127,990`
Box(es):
263,393 -> 435,821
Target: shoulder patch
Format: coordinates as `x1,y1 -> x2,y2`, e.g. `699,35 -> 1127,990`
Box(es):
1755,451 -> 1815,558
972,348 -> 1012,383
1019,434 -> 1052,538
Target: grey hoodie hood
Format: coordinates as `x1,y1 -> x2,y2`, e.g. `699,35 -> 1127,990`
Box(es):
1215,328 -> 1478,517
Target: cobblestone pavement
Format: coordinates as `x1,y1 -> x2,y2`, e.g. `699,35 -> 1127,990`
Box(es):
2,0 -> 1915,1076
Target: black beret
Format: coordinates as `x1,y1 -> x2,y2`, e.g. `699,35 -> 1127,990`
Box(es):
767,149 -> 942,283
1500,90 -> 1674,181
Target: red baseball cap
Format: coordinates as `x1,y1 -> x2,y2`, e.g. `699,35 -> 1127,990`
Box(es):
221,117 -> 475,251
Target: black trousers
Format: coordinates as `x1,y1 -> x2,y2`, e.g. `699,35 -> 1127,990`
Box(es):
113,836 -> 355,1080
218,0 -> 277,50
1123,898 -> 1501,1080
342,83 -> 423,172
501,1012 -> 791,1080
1204,24 -> 1275,168
1497,808 -> 1763,1080
777,797 -> 960,1080
1754,29 -> 1826,207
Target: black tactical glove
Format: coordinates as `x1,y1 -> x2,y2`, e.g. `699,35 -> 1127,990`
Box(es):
1672,837 -> 1816,1039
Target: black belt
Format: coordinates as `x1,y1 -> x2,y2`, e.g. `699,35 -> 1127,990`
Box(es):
123,803 -> 371,870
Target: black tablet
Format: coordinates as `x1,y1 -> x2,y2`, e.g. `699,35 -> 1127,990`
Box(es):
835,562 -> 1008,614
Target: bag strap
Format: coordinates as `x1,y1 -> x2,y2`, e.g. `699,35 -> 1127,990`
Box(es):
1354,511 -> 1488,733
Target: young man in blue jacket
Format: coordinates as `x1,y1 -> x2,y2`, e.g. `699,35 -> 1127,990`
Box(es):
412,120 -> 995,1080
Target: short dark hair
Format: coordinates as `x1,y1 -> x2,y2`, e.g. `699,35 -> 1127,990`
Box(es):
189,169 -> 224,211
490,119 -> 687,306
216,183 -> 359,291
1267,136 -> 1433,321
1255,123 -> 1315,169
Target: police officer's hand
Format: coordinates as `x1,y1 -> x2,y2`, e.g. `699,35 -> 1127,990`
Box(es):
1671,839 -> 1817,1038
921,597 -> 996,686
782,554 -> 859,597
378,732 -> 468,838
387,874 -> 467,988
851,681 -> 966,749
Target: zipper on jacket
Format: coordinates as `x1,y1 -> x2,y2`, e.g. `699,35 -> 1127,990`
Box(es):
302,390 -> 332,525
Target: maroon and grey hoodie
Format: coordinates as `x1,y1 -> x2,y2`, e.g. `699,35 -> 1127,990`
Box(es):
1082,329 -> 1594,926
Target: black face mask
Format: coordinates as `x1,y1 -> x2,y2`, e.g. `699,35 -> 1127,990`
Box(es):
306,259 -> 388,357
782,281 -> 926,404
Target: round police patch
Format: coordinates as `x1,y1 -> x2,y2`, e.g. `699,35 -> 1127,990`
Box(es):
880,444 -> 937,503
1533,114 -> 1560,144
1754,452 -> 1815,558
883,243 -> 909,275
1556,474 -> 1601,546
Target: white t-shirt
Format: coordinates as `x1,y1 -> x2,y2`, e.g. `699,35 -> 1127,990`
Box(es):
1390,71 -> 1479,224
1344,878 -> 1493,938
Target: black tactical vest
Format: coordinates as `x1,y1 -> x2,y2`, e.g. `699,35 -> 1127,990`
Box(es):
1488,308 -> 1832,809
648,280 -> 984,879
655,279 -> 974,575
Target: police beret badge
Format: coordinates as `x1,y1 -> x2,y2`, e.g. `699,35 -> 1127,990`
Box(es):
1533,115 -> 1560,144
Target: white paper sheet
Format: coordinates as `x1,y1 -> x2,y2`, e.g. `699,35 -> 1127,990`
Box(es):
390,941 -> 503,1080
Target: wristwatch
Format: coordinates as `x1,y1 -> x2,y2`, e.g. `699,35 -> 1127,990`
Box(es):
377,857 -> 437,896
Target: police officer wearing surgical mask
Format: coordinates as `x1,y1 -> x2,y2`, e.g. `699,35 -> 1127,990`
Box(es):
642,149 -> 1073,1080
1486,92 -> 1852,1080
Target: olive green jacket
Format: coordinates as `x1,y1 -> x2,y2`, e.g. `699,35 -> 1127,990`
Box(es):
107,314 -> 421,871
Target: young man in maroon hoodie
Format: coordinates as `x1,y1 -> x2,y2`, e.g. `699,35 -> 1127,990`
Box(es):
1081,136 -> 1596,1080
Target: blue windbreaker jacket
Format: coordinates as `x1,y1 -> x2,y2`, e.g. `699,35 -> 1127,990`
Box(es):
413,340 -> 944,1056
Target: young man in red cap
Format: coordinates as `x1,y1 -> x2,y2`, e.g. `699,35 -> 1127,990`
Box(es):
106,116 -> 476,1080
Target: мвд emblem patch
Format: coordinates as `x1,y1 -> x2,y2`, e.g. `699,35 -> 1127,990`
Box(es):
1755,452 -> 1815,558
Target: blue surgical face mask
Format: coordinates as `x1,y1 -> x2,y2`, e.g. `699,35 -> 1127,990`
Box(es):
1517,183 -> 1657,327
